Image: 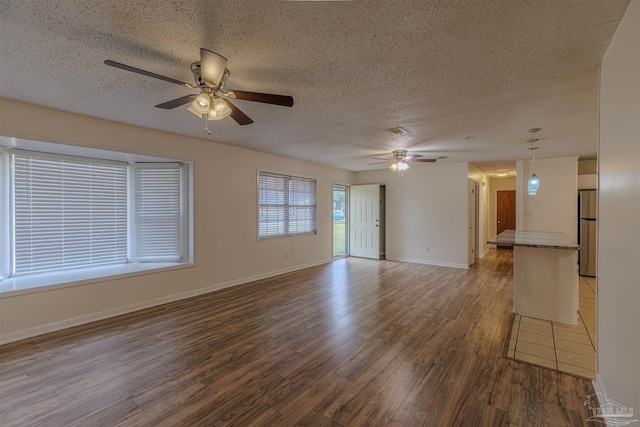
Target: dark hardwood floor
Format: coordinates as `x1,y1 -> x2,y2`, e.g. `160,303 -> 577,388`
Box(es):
0,250 -> 594,426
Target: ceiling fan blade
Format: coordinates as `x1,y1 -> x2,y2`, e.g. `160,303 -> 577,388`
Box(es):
104,60 -> 195,88
368,161 -> 390,165
200,48 -> 227,87
154,94 -> 197,109
408,158 -> 437,163
224,100 -> 254,125
370,157 -> 392,161
226,90 -> 294,107
405,154 -> 424,159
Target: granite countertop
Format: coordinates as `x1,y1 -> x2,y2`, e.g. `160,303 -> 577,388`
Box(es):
487,230 -> 580,250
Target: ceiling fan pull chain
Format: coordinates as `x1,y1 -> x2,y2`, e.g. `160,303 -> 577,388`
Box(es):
205,116 -> 211,135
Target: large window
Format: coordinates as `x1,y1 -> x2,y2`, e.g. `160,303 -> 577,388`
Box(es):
258,171 -> 317,239
12,150 -> 128,275
133,164 -> 184,262
0,146 -> 190,283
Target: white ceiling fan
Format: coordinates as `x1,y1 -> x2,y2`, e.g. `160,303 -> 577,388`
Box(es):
370,149 -> 437,174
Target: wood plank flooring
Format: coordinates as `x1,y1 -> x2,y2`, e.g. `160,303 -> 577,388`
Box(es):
0,250 -> 595,426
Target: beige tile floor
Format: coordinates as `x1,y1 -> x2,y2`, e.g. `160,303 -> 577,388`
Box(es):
506,276 -> 597,379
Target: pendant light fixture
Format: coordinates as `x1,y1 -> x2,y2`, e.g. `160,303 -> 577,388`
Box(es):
527,128 -> 540,196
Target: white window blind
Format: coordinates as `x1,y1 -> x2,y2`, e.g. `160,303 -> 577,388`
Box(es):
258,172 -> 316,238
12,150 -> 128,275
134,164 -> 182,261
0,148 -> 7,278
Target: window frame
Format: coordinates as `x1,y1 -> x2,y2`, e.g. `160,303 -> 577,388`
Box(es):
0,138 -> 193,290
130,162 -> 188,263
257,170 -> 317,240
10,149 -> 129,276
0,146 -> 9,278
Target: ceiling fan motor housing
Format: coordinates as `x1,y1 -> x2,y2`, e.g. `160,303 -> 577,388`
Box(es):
190,62 -> 205,87
393,150 -> 408,160
190,61 -> 231,91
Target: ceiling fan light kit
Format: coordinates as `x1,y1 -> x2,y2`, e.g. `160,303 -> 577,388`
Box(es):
390,150 -> 410,175
390,159 -> 410,175
105,48 -> 294,134
187,102 -> 202,118
193,93 -> 211,114
207,97 -> 231,120
368,149 -> 437,176
188,91 -> 231,118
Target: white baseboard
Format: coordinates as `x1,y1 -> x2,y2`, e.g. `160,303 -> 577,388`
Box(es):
0,259 -> 331,345
479,248 -> 490,258
390,257 -> 469,269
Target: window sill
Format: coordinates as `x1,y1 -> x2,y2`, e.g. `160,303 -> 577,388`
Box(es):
0,262 -> 195,297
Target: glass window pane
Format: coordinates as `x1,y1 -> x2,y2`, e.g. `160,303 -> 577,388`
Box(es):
12,151 -> 127,275
258,172 -> 316,239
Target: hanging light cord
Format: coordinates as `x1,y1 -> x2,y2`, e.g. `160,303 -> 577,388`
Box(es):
528,127 -> 540,170
532,139 -> 535,170
527,128 -> 541,196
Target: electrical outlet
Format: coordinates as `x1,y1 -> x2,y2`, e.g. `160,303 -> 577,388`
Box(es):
425,246 -> 430,253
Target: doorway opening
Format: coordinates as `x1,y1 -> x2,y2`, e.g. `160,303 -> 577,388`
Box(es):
333,184 -> 349,258
468,180 -> 480,266
496,190 -> 516,249
349,184 -> 384,260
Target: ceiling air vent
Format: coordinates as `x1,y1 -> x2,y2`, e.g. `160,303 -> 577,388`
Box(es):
387,127 -> 407,135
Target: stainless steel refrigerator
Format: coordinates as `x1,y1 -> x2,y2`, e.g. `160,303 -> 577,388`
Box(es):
579,189 -> 597,277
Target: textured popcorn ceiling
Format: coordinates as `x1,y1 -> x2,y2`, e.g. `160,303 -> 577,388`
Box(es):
0,0 -> 630,171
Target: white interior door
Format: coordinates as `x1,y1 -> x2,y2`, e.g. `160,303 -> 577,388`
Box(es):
350,184 -> 380,259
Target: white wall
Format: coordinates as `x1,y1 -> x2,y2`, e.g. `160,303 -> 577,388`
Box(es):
468,164 -> 490,257
354,162 -> 469,268
0,98 -> 355,343
578,159 -> 597,175
578,160 -> 598,189
516,157 -> 578,241
597,0 -> 639,413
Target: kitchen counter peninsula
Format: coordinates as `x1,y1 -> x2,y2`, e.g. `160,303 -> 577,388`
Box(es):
489,230 -> 580,250
488,230 -> 580,324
